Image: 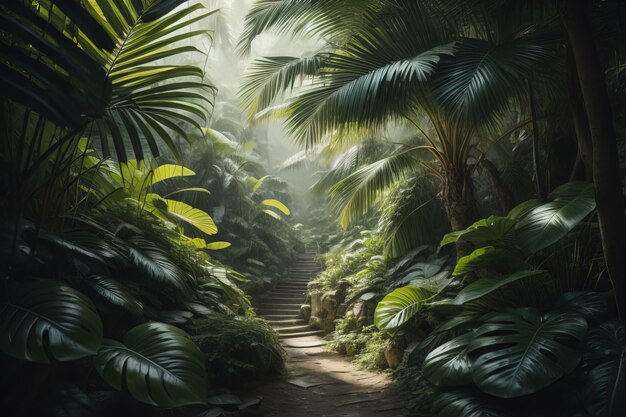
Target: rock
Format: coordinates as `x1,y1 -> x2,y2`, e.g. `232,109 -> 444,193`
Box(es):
353,300 -> 376,327
301,304 -> 311,322
309,290 -> 338,333
384,346 -> 404,369
375,351 -> 389,369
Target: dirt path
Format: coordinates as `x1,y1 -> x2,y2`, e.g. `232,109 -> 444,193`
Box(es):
238,251 -> 402,417
238,337 -> 402,417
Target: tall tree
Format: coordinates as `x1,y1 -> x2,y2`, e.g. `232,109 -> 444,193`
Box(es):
561,0 -> 626,317
240,0 -> 552,258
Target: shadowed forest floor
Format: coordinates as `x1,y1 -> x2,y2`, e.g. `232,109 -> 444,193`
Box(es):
238,341 -> 401,417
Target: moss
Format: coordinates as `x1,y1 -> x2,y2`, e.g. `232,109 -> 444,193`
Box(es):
188,314 -> 285,387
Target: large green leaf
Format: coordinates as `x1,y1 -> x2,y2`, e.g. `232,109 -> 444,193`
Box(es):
151,164 -> 196,184
447,270 -> 547,305
126,235 -> 189,293
431,390 -> 507,417
155,198 -> 218,236
423,333 -> 473,387
0,280 -> 103,363
582,322 -> 626,417
468,308 -> 587,398
374,286 -> 431,330
452,246 -> 529,276
95,322 -> 207,407
554,292 -> 609,323
84,275 -> 143,318
515,182 -> 596,253
441,216 -> 517,247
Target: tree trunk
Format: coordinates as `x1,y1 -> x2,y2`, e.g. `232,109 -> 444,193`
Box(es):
527,80 -> 547,199
441,165 -> 479,259
562,0 -> 626,318
566,47 -> 594,181
481,158 -> 515,215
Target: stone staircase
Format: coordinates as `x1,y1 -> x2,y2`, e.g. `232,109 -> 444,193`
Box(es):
257,250 -> 325,339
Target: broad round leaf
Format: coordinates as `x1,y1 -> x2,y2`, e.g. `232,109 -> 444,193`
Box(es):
374,286 -> 430,330
582,322 -> 626,417
468,308 -> 587,398
0,280 -> 103,363
95,322 -> 207,407
515,182 -> 596,254
423,333 -> 473,387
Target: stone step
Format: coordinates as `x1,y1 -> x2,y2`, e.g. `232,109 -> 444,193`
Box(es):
275,283 -> 309,288
273,285 -> 307,288
259,296 -> 303,303
271,289 -> 307,295
278,329 -> 326,339
272,288 -> 306,298
274,324 -> 313,334
258,314 -> 302,320
265,318 -> 305,326
259,303 -> 303,309
270,293 -> 305,298
258,308 -> 301,315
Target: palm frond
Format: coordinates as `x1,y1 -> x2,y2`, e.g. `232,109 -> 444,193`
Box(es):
240,54 -> 327,119
433,34 -> 553,122
237,0 -> 381,55
327,147 -> 424,228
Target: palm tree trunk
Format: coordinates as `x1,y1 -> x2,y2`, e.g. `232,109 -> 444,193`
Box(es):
562,0 -> 626,318
481,158 -> 515,215
441,166 -> 479,259
566,48 -> 594,181
527,80 -> 547,199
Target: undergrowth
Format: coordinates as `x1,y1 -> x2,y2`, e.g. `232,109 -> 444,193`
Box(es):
189,314 -> 285,386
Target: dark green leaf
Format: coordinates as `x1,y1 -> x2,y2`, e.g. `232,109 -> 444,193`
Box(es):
468,308 -> 587,398
0,280 -> 102,363
95,322 -> 207,407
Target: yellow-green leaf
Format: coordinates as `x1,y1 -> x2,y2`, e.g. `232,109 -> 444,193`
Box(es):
151,164 -> 196,185
160,199 -> 217,235
205,242 -> 231,250
261,199 -> 290,215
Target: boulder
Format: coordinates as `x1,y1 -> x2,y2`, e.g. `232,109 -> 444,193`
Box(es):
352,300 -> 376,327
300,304 -> 311,322
384,345 -> 404,369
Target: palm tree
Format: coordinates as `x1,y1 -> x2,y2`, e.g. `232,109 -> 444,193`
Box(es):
1,0 -> 216,225
239,0 -> 553,257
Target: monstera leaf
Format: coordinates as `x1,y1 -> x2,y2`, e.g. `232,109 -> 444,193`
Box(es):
423,333 -> 474,387
374,286 -> 431,330
468,308 -> 587,398
582,322 -> 626,417
431,390 -> 507,417
515,182 -> 596,253
95,322 -> 207,407
0,280 -> 103,363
